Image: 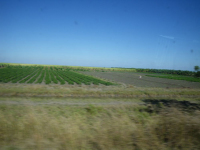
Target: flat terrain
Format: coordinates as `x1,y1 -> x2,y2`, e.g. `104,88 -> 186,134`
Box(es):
1,65 -> 200,149
0,97 -> 145,106
80,71 -> 200,88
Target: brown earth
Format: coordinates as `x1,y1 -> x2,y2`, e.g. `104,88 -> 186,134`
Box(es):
80,71 -> 200,88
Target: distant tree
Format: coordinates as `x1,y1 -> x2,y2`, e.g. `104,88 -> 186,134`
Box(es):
194,66 -> 199,72
195,71 -> 200,77
194,66 -> 200,77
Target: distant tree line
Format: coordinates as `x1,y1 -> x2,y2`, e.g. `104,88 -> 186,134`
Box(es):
135,66 -> 200,77
0,63 -> 9,68
136,68 -> 194,76
194,66 -> 200,77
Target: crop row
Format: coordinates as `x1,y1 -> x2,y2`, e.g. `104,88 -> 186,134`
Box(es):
36,70 -> 45,84
19,69 -> 40,83
45,69 -> 51,84
12,68 -> 37,83
0,66 -> 38,83
0,66 -> 113,85
52,70 -> 65,84
49,70 -> 58,84
27,69 -> 43,83
54,70 -> 113,85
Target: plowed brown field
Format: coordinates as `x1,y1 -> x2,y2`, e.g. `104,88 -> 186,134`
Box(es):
80,71 -> 200,88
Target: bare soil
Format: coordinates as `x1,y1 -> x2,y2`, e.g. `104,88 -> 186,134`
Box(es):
143,99 -> 200,113
80,71 -> 200,88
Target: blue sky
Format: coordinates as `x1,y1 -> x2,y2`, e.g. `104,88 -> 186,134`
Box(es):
0,0 -> 200,71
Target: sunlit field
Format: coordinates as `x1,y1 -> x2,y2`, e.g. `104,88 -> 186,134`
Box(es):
0,63 -> 200,150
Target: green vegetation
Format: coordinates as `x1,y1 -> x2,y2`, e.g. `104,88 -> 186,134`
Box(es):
194,66 -> 200,77
0,103 -> 199,150
194,65 -> 200,72
146,74 -> 200,82
195,71 -> 200,77
136,68 -> 194,76
0,64 -> 113,85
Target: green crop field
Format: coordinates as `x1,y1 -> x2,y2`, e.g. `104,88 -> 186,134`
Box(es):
0,64 -> 113,85
146,74 -> 200,82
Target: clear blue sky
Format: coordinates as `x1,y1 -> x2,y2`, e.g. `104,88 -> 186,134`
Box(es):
0,0 -> 200,71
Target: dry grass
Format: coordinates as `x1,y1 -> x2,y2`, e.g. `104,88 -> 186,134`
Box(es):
0,104 -> 200,150
0,83 -> 200,98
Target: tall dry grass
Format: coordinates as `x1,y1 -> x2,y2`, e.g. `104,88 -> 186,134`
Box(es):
1,83 -> 200,98
0,104 -> 200,150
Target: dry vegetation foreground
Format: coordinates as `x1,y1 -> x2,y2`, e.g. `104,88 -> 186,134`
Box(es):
0,103 -> 200,150
1,71 -> 200,149
0,83 -> 200,98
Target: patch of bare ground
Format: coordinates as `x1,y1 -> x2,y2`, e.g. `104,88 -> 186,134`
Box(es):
80,71 -> 200,88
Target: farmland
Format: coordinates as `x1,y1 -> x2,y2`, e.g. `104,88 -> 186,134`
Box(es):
0,65 -> 113,85
146,74 -> 200,82
80,71 -> 200,88
0,63 -> 200,150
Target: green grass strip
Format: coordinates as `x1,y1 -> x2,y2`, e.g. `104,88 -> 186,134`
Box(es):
146,75 -> 200,82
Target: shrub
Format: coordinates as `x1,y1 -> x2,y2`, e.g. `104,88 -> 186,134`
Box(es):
195,71 -> 200,77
